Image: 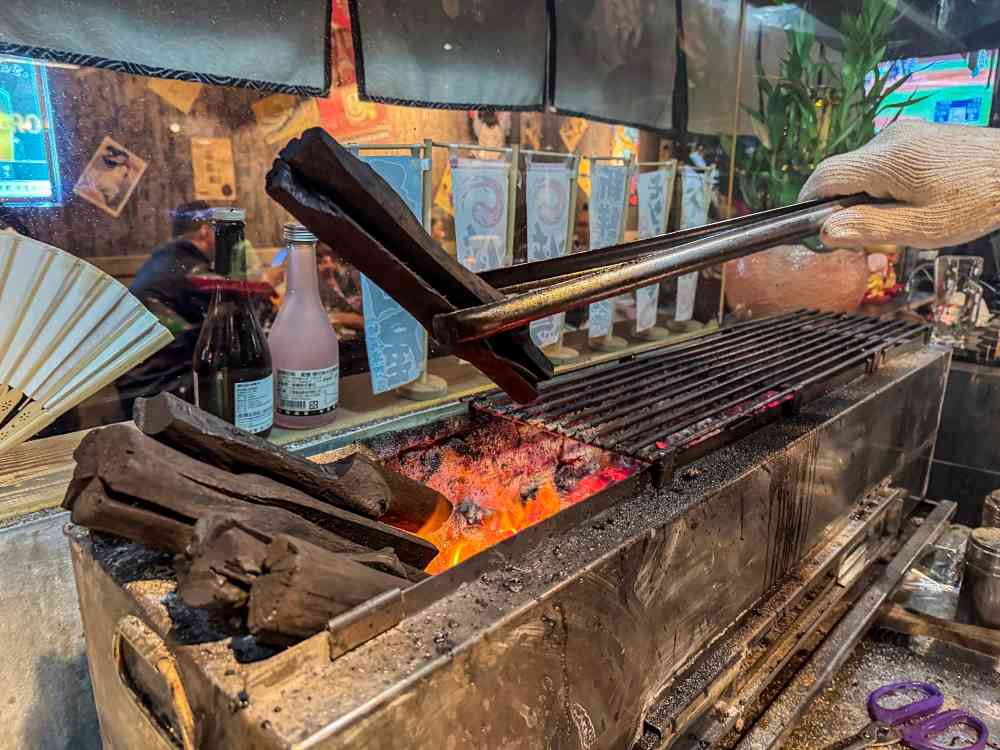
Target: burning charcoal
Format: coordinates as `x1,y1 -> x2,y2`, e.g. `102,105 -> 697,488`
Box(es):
443,436 -> 476,458
554,461 -> 592,493
418,449 -> 443,481
520,480 -> 542,503
456,500 -> 489,526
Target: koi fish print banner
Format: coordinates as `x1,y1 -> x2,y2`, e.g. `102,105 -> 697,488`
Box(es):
587,163 -> 629,338
452,158 -> 510,273
635,165 -> 676,332
358,154 -> 428,393
676,165 -> 713,322
526,162 -> 573,347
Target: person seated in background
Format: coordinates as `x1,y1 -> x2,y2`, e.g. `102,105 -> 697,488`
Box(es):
116,201 -> 217,416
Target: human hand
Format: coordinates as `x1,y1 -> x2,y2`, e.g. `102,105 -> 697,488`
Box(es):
799,121 -> 1000,249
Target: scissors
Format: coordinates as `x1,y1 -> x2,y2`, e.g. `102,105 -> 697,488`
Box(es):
838,681 -> 990,750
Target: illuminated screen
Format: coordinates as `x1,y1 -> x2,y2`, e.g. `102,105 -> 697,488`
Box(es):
0,57 -> 61,206
872,50 -> 998,130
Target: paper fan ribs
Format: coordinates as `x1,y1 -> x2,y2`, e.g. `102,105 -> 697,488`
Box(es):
0,233 -> 172,453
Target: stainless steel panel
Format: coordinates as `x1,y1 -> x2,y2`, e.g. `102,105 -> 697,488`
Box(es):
70,347 -> 950,750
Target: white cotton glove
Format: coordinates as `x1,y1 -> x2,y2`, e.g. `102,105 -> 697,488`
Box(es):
799,121 -> 1000,250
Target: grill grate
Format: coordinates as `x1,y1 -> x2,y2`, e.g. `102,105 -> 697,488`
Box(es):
473,310 -> 929,483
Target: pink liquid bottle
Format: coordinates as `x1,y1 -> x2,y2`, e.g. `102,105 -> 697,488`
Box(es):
269,224 -> 340,429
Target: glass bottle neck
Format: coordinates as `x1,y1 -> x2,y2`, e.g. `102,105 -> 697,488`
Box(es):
286,240 -> 321,303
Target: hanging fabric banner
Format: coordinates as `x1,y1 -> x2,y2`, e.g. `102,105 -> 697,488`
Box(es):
635,164 -> 676,332
452,157 -> 510,273
587,162 -> 629,338
676,165 -> 714,322
525,160 -> 574,348
0,0 -> 330,96
358,153 -> 429,394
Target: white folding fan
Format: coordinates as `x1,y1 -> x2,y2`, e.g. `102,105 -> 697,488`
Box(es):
0,233 -> 173,454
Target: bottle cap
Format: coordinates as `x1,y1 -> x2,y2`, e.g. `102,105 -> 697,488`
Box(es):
283,223 -> 318,243
210,207 -> 246,221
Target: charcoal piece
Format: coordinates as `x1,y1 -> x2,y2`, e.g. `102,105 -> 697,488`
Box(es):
265,129 -> 552,403
248,534 -> 410,646
63,424 -> 437,571
174,515 -> 418,613
135,392 -> 451,532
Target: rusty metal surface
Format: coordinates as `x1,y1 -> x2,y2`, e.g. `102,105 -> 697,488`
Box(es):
70,347 -> 949,750
475,311 -> 929,479
636,486 -> 906,749
734,499 -> 956,750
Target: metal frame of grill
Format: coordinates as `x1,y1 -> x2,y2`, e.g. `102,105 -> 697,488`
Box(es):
475,310 -> 930,483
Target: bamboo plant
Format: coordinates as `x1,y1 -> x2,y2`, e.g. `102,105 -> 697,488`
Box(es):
734,0 -> 925,211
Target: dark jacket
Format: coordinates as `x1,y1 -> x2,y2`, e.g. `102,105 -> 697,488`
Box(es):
117,240 -> 213,413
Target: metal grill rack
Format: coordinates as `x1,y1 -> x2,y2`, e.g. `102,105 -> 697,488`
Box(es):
474,310 -> 929,483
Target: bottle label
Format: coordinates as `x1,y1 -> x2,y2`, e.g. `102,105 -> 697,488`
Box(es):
276,365 -> 339,416
234,374 -> 274,433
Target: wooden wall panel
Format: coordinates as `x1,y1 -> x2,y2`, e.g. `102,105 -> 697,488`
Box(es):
11,67 -> 293,259
7,64 -> 614,265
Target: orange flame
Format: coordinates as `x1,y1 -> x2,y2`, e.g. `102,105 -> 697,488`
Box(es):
415,464 -> 635,574
385,420 -> 639,575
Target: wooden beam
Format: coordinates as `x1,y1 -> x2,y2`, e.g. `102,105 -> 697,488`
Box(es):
879,602 -> 1000,657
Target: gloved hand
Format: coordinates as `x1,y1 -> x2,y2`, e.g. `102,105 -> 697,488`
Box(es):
799,121 -> 1000,250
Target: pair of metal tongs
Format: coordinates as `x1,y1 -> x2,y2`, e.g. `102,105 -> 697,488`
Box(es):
436,194 -> 874,347
266,128 -> 873,403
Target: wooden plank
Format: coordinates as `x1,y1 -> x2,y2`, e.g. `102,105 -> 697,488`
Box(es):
0,428 -> 91,523
880,602 -> 1000,657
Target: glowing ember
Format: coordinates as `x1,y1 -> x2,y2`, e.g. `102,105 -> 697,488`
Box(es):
385,420 -> 639,574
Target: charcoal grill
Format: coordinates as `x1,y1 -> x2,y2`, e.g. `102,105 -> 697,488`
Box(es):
476,310 -> 929,482
68,319 -> 950,750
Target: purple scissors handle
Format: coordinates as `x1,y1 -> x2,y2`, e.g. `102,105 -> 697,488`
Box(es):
867,682 -> 944,725
902,709 -> 990,750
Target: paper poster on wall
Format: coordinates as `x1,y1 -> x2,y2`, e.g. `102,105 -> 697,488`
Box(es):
317,84 -> 391,144
357,153 -> 429,393
252,94 -> 321,145
526,162 -> 573,347
191,137 -> 236,201
73,137 -> 147,218
587,162 -> 629,338
559,117 -> 589,153
612,125 -> 639,158
434,165 -> 454,215
147,79 -> 203,114
452,158 -> 510,272
577,157 -> 592,198
676,165 -> 714,321
635,165 -> 675,332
